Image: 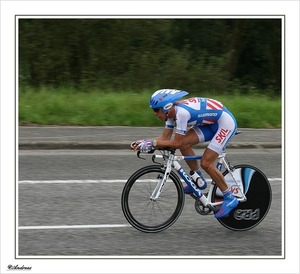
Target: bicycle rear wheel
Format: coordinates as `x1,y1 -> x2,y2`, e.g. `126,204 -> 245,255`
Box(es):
121,165 -> 184,233
211,164 -> 272,231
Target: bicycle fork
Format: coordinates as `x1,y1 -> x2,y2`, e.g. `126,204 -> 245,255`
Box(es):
149,162 -> 173,201
150,153 -> 212,207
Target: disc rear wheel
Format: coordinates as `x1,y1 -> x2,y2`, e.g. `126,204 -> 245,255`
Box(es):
212,165 -> 272,231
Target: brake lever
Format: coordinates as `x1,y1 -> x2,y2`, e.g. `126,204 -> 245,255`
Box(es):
137,149 -> 155,160
137,151 -> 146,160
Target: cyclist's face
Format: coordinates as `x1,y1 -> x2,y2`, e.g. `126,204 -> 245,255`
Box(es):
153,108 -> 167,121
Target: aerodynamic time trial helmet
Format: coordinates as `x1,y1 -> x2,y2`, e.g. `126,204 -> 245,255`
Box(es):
149,89 -> 189,113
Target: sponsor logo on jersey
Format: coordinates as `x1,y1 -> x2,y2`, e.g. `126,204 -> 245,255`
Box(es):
197,113 -> 218,118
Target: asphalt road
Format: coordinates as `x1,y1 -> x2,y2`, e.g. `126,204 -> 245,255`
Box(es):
18,148 -> 282,258
18,126 -> 281,150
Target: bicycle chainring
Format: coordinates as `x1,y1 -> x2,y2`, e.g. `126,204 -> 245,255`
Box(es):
194,195 -> 213,215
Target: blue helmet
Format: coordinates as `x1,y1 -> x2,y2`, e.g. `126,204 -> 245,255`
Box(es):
149,89 -> 189,113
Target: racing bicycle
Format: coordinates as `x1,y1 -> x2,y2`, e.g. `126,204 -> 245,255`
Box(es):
121,146 -> 272,233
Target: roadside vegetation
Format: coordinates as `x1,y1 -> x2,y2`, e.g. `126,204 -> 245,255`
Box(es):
18,19 -> 282,129
19,86 -> 281,128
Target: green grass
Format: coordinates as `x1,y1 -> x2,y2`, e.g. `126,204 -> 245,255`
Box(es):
19,87 -> 282,128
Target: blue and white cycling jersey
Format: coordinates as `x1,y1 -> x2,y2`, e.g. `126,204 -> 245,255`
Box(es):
165,97 -> 225,135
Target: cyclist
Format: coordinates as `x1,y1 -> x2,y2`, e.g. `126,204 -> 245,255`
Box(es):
131,89 -> 239,218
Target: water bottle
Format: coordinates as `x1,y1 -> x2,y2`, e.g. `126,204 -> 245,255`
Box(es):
190,170 -> 206,189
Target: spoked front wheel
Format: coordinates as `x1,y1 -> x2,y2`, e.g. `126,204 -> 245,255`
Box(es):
121,165 -> 185,233
212,164 -> 272,231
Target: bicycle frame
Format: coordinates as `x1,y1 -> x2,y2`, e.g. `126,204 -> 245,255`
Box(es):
123,148 -> 271,232
150,150 -> 247,211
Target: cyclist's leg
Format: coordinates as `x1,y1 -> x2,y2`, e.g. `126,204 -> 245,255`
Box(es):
179,125 -> 215,170
201,148 -> 228,190
206,108 -> 237,155
201,110 -> 238,218
179,128 -> 201,171
180,126 -> 215,193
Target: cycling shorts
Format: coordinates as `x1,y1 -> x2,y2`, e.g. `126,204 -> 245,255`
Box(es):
191,108 -> 237,155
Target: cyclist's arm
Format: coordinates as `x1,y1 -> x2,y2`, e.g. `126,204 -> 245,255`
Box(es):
153,108 -> 189,148
154,132 -> 185,149
153,117 -> 175,141
154,127 -> 174,141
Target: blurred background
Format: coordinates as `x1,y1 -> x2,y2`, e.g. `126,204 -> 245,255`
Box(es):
19,18 -> 281,93
18,18 -> 282,127
17,18 -> 284,258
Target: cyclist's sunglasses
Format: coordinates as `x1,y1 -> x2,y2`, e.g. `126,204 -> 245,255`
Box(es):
152,108 -> 161,113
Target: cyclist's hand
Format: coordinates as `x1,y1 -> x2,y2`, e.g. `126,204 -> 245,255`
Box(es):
138,139 -> 155,152
130,139 -> 144,150
131,139 -> 154,152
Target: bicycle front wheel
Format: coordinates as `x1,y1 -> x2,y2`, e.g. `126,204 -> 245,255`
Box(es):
212,164 -> 272,231
121,165 -> 185,233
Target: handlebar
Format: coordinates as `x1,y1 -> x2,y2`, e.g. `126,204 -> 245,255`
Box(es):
137,147 -> 176,160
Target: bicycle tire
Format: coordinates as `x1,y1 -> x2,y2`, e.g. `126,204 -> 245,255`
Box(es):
121,165 -> 185,233
211,164 -> 272,231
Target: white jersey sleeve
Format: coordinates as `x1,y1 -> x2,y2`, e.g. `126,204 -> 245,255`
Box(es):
174,107 -> 191,135
165,118 -> 175,129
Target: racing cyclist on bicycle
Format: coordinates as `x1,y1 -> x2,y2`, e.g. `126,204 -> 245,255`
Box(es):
131,89 -> 239,218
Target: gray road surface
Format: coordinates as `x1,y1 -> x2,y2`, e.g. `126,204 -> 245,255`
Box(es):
16,125 -> 284,274
18,148 -> 282,258
18,126 -> 281,150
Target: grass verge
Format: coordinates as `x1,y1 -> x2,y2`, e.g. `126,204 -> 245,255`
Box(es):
19,87 -> 282,128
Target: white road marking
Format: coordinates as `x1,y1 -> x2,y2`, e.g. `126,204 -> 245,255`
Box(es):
19,179 -> 128,184
18,178 -> 281,231
18,178 -> 281,184
19,224 -> 130,230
